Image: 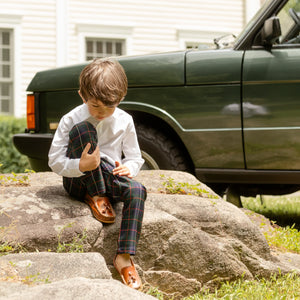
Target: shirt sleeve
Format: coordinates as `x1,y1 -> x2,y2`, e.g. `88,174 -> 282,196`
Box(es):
121,117 -> 144,177
48,117 -> 84,178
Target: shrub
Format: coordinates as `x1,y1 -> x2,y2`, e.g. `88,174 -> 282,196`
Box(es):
0,116 -> 30,173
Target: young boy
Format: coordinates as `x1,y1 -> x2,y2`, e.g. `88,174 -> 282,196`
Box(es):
48,57 -> 146,289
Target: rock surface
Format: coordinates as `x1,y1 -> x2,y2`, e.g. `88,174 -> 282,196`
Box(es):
0,170 -> 299,299
0,278 -> 154,300
0,252 -> 154,300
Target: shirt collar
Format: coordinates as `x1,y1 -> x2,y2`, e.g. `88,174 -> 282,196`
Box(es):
82,103 -> 100,127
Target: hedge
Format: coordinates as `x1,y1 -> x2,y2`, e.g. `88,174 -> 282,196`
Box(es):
0,116 -> 31,174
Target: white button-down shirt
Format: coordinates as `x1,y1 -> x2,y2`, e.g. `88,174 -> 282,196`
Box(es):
48,103 -> 144,178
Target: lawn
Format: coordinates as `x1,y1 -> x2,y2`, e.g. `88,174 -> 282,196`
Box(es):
242,192 -> 300,230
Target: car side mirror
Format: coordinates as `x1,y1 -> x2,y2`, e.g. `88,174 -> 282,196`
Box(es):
261,16 -> 281,48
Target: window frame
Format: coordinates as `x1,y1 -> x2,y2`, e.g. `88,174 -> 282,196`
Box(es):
177,28 -> 228,50
0,29 -> 14,114
0,14 -> 22,116
85,37 -> 126,60
76,23 -> 133,61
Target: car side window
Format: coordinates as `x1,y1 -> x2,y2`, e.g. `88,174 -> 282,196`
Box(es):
277,0 -> 300,44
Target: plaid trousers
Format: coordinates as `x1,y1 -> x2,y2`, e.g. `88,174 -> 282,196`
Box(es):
63,121 -> 146,255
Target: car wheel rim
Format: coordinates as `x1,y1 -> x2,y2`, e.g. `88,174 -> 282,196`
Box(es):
141,150 -> 160,170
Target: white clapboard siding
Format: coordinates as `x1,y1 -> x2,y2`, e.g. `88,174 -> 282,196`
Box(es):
68,0 -> 245,61
0,0 -> 261,117
1,0 -> 56,116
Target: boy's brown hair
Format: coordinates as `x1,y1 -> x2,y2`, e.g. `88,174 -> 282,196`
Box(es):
79,57 -> 128,106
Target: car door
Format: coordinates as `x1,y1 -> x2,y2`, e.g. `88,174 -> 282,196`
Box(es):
184,50 -> 244,169
242,2 -> 300,170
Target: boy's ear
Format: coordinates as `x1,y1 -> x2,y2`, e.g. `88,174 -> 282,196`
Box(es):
78,90 -> 87,103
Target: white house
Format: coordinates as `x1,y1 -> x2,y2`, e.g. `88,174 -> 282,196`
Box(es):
0,0 -> 262,117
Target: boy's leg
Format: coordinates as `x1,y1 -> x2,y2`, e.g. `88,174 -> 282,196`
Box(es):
100,159 -> 147,254
116,178 -> 146,255
100,159 -> 146,289
62,121 -> 115,223
63,121 -> 105,199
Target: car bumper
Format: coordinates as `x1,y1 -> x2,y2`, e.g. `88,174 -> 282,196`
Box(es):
13,133 -> 53,172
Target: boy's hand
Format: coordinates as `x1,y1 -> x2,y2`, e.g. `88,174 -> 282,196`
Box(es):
79,143 -> 100,172
113,161 -> 132,178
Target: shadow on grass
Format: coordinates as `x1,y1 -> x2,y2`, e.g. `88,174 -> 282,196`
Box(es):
261,213 -> 300,230
241,194 -> 300,230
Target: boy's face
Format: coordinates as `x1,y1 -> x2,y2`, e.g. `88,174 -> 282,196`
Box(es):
79,91 -> 116,121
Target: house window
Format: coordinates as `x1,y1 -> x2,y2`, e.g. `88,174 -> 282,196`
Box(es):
186,42 -> 212,50
0,29 -> 13,114
86,38 -> 125,60
186,42 -> 200,49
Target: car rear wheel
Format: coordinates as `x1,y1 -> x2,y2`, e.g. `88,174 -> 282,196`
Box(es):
135,123 -> 191,172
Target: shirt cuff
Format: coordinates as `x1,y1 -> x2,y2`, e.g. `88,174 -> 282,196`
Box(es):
64,158 -> 85,177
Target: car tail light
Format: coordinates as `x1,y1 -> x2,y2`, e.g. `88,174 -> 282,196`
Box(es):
27,94 -> 36,130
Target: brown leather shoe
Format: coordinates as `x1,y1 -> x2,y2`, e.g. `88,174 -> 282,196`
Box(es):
84,194 -> 116,223
113,255 -> 142,289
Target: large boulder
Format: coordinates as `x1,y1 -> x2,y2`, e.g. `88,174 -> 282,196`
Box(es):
0,278 -> 154,300
0,252 -> 154,300
0,171 -> 299,298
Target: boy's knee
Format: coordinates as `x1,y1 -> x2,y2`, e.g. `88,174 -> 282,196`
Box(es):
68,121 -> 98,154
132,181 -> 147,200
70,121 -> 96,137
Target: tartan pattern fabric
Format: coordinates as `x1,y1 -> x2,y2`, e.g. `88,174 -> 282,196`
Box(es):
63,121 -> 106,197
63,121 -> 146,255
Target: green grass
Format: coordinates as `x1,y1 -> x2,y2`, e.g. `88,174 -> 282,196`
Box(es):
160,175 -> 218,199
240,193 -> 300,254
264,224 -> 300,254
242,193 -> 300,229
184,272 -> 300,300
56,222 -> 88,253
145,272 -> 300,300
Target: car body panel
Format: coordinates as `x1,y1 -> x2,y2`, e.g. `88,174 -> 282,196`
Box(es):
27,51 -> 187,93
13,133 -> 53,171
243,48 -> 300,169
118,52 -> 186,86
27,64 -> 86,92
186,50 -> 242,84
122,84 -> 244,168
38,90 -> 82,133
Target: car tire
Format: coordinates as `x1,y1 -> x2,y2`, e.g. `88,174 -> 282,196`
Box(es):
135,123 -> 191,172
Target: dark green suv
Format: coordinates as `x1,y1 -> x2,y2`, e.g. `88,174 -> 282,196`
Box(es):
13,0 -> 300,200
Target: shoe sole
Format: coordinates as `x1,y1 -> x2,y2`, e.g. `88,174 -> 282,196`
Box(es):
84,198 -> 116,224
92,211 -> 115,224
